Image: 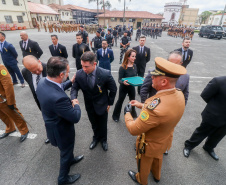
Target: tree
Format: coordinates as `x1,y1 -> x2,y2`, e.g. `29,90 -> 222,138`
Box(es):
118,0 -> 132,28
200,11 -> 212,24
88,0 -> 112,27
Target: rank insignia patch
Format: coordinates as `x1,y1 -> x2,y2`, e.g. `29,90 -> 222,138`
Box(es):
147,98 -> 160,110
140,111 -> 149,121
1,69 -> 7,76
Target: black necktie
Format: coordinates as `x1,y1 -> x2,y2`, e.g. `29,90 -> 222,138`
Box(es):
87,73 -> 94,89
54,46 -> 56,50
103,49 -> 106,57
183,50 -> 187,61
36,75 -> 41,86
140,47 -> 143,54
23,41 -> 26,49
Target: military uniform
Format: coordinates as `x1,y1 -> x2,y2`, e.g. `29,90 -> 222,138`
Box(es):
119,35 -> 131,63
91,35 -> 102,54
105,33 -> 113,49
125,58 -> 187,185
78,29 -> 89,44
0,65 -> 29,138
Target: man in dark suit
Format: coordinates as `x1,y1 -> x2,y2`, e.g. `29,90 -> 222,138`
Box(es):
49,35 -> 68,58
175,37 -> 193,68
19,31 -> 43,59
36,57 -> 83,185
71,51 -> 117,151
132,35 -> 151,94
0,32 -> 25,87
96,39 -> 114,71
183,76 -> 226,161
22,55 -> 49,143
72,33 -> 90,70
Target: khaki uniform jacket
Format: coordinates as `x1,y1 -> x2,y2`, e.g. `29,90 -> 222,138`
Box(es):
125,88 -> 185,158
0,64 -> 15,105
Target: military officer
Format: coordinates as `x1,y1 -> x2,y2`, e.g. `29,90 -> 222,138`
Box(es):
78,25 -> 89,45
105,29 -> 114,49
119,31 -> 131,64
124,57 -> 187,185
90,30 -> 103,54
0,64 -> 29,142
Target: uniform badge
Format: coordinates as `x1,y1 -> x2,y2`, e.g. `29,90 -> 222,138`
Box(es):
188,55 -> 190,60
4,47 -> 8,52
1,69 -> 7,76
145,51 -> 147,57
147,98 -> 160,110
29,47 -> 31,52
97,84 -> 102,93
59,49 -> 62,53
140,111 -> 149,121
108,54 -> 109,58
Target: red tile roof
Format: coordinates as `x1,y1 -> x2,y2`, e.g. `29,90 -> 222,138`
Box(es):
97,11 -> 163,19
28,2 -> 59,15
48,4 -> 92,12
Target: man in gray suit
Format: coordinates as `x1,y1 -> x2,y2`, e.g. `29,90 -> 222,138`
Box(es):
140,51 -> 189,104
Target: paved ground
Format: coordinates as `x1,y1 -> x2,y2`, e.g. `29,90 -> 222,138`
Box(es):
0,29 -> 225,185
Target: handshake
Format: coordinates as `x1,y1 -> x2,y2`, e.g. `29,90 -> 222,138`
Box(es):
71,99 -> 79,107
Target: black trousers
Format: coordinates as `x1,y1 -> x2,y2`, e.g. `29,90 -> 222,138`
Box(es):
112,84 -> 137,120
136,66 -> 145,94
87,108 -> 108,142
185,121 -> 226,151
58,143 -> 74,183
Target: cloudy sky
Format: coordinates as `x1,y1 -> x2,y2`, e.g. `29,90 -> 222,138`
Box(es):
64,0 -> 225,14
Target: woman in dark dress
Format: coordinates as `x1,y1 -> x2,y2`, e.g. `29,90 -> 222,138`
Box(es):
112,49 -> 137,122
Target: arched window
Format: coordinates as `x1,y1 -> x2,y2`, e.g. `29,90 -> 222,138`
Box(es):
170,12 -> 175,20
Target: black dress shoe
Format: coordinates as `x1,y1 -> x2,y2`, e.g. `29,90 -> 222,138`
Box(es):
45,138 -> 50,144
112,116 -> 119,122
0,130 -> 16,139
128,170 -> 139,184
89,140 -> 98,150
183,148 -> 191,158
101,141 -> 108,151
153,177 -> 160,183
20,131 -> 29,142
203,146 -> 219,161
71,155 -> 84,166
58,174 -> 81,185
164,150 -> 168,155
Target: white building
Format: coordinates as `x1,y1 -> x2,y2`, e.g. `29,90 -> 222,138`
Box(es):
162,1 -> 183,25
208,13 -> 226,25
27,0 -> 64,5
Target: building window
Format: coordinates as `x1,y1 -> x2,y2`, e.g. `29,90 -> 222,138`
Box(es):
51,17 -> 53,21
120,18 -> 126,22
5,16 -> 13,23
39,16 -> 42,21
2,0 -> 6,4
62,12 -> 64,16
12,0 -> 19,6
111,18 -> 117,22
129,19 -> 135,22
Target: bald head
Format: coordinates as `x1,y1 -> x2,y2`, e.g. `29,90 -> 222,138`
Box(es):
168,51 -> 183,65
20,31 -> 28,41
23,55 -> 43,75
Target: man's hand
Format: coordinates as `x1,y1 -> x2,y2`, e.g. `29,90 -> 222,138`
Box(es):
130,100 -> 143,109
123,80 -> 130,86
70,74 -> 76,83
8,105 -> 15,110
124,103 -> 132,115
72,99 -> 79,107
107,105 -> 110,112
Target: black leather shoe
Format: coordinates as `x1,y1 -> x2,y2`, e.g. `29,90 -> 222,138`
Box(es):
153,177 -> 160,183
20,131 -> 29,142
128,170 -> 139,183
71,155 -> 84,166
89,140 -> 98,150
164,150 -> 168,155
112,116 -> 119,122
58,174 -> 81,185
0,130 -> 16,139
45,138 -> 50,144
183,148 -> 191,158
203,146 -> 219,161
101,141 -> 108,151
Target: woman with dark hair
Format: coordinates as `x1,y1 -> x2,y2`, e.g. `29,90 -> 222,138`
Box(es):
112,49 -> 137,122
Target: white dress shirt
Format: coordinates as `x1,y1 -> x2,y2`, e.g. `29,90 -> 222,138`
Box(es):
32,73 -> 43,91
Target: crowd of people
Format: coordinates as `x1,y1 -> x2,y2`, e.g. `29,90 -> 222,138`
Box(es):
0,24 -> 225,185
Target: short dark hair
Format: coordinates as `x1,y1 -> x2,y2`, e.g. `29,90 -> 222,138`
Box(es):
183,37 -> 190,42
102,39 -> 107,42
51,34 -> 58,39
47,57 -> 68,78
76,33 -> 83,38
0,32 -> 6,38
140,35 -> 146,39
80,51 -> 96,64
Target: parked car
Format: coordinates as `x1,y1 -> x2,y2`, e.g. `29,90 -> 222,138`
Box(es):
222,27 -> 226,37
199,25 -> 224,40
